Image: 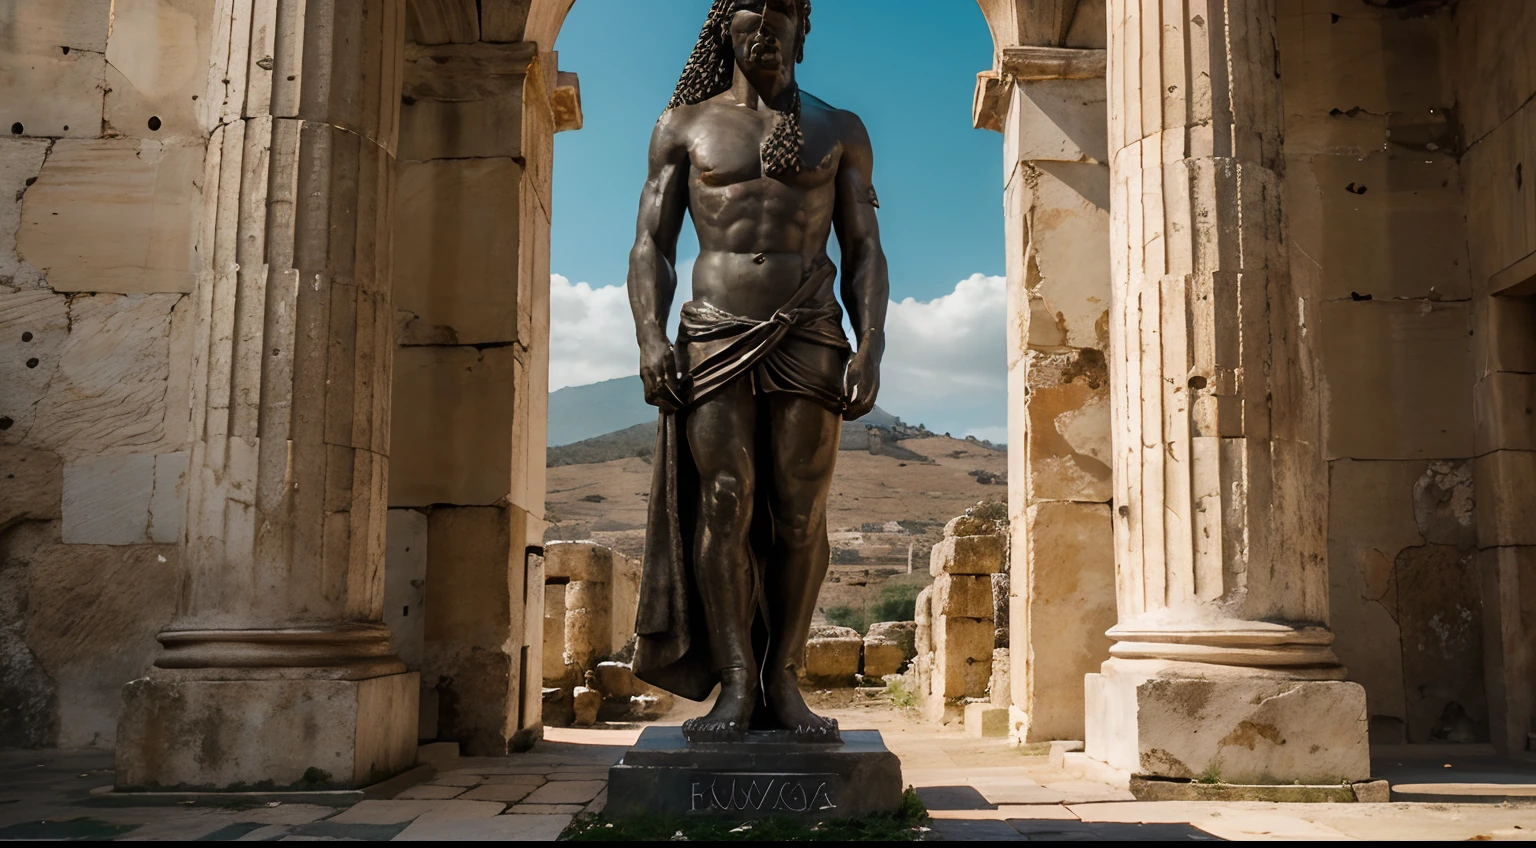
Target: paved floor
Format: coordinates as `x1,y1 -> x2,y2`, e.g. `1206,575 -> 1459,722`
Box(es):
2,707 -> 1535,841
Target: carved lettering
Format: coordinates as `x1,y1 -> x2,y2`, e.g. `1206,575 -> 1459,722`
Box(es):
688,774 -> 838,813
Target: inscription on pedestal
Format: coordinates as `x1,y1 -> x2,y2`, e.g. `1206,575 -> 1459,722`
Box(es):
688,773 -> 839,814
606,728 -> 901,820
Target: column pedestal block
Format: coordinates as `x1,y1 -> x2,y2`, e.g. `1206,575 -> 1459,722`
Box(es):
1084,661 -> 1369,785
115,671 -> 419,791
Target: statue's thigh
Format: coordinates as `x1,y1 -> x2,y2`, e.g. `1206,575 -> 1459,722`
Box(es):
685,378 -> 759,487
763,393 -> 840,508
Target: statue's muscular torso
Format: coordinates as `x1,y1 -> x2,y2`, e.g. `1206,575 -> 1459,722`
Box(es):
657,89 -> 868,321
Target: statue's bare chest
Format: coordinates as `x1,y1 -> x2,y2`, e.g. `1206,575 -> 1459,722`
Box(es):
687,104 -> 841,191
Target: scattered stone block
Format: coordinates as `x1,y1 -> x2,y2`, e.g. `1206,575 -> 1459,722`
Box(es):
945,514 -> 1002,538
803,625 -> 862,686
930,533 -> 1007,576
571,686 -> 599,727
591,661 -> 637,699
862,642 -> 907,678
627,693 -> 673,722
937,574 -> 993,618
1048,740 -> 1085,770
932,616 -> 993,698
542,687 -> 573,728
862,621 -> 916,678
964,702 -> 1009,737
990,648 -> 1011,707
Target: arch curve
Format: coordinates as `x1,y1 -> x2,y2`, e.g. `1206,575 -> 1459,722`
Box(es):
405,0 -> 574,47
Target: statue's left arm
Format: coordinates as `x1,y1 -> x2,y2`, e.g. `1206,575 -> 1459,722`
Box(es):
832,112 -> 890,421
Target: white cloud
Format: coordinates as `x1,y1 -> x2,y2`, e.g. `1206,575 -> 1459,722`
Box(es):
877,273 -> 1007,437
548,260 -> 695,391
548,274 -> 640,391
548,269 -> 1008,440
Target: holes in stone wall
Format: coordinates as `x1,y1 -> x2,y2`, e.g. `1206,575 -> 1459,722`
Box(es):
61,46 -> 70,54
25,358 -> 39,369
10,123 -> 22,135
0,417 -> 12,430
21,332 -> 33,342
1345,182 -> 1368,195
1188,375 -> 1207,390
147,116 -> 162,131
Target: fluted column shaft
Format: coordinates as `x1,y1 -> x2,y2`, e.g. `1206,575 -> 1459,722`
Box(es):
166,0 -> 407,674
1105,0 -> 1335,670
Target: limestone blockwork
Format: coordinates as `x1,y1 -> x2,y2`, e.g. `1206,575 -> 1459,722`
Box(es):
0,0 -> 1532,790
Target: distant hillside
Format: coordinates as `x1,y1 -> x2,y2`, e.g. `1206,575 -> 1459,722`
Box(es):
548,377 -> 654,446
549,374 -> 916,447
548,421 -> 656,467
546,403 -> 926,468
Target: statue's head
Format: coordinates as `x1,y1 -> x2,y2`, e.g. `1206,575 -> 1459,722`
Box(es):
728,0 -> 811,76
669,0 -> 812,178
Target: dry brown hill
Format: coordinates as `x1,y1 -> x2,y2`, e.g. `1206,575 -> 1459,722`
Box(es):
544,434 -> 1007,561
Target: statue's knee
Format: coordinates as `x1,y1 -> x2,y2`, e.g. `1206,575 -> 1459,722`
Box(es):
702,472 -> 751,515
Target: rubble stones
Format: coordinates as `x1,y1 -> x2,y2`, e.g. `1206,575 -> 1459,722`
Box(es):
804,625 -> 862,685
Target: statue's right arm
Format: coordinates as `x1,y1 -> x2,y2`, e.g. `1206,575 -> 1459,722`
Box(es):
628,111 -> 691,412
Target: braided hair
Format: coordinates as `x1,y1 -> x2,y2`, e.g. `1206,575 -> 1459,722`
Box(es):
668,0 -> 812,179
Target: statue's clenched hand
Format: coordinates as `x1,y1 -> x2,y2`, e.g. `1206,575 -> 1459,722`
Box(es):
843,345 -> 880,421
639,332 -> 684,415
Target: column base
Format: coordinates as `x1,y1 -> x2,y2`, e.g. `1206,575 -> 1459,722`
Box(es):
1084,659 -> 1370,785
115,670 -> 419,791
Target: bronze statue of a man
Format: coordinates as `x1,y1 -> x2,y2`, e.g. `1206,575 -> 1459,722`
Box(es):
627,0 -> 889,741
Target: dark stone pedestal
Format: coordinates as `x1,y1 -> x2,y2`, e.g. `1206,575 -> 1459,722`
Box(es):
606,727 -> 903,819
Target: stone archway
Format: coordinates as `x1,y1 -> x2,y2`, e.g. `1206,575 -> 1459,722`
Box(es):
111,0 -> 1375,792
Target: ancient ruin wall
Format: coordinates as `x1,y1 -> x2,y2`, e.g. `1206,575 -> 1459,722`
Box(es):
1453,0 -> 1536,754
1,0 -> 211,748
1279,0 -> 1485,745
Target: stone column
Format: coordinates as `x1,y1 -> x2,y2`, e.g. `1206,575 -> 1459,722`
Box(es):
1085,0 -> 1369,784
116,0 -> 419,791
387,37 -> 577,755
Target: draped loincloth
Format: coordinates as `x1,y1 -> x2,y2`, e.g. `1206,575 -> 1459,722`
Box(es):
632,264 -> 850,701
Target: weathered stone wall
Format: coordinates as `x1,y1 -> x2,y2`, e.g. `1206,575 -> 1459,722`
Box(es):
1278,0 -> 1487,746
1453,0 -> 1536,754
975,0 -> 1119,747
1,0 -> 210,748
384,3 -> 579,754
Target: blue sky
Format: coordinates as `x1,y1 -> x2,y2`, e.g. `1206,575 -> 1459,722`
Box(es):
548,1 -> 1008,440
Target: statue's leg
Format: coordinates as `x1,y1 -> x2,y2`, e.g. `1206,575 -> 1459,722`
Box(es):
760,392 -> 841,736
685,378 -> 760,732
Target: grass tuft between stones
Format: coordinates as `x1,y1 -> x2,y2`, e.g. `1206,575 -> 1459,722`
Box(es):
559,787 -> 930,841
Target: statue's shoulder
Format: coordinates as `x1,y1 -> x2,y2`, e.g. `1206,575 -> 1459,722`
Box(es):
801,91 -> 870,148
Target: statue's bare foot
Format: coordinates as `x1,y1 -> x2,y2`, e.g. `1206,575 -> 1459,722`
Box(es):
764,666 -> 840,742
682,668 -> 756,743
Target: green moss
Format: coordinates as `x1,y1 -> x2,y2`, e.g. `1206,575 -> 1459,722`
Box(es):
562,787 -> 930,842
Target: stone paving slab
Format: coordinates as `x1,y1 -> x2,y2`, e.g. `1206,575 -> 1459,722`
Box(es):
6,715 -> 1536,842
482,774 -> 546,786
393,813 -> 571,840
459,784 -> 536,803
327,800 -> 444,825
507,803 -> 586,815
410,800 -> 505,822
523,779 -> 605,805
393,784 -> 465,800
